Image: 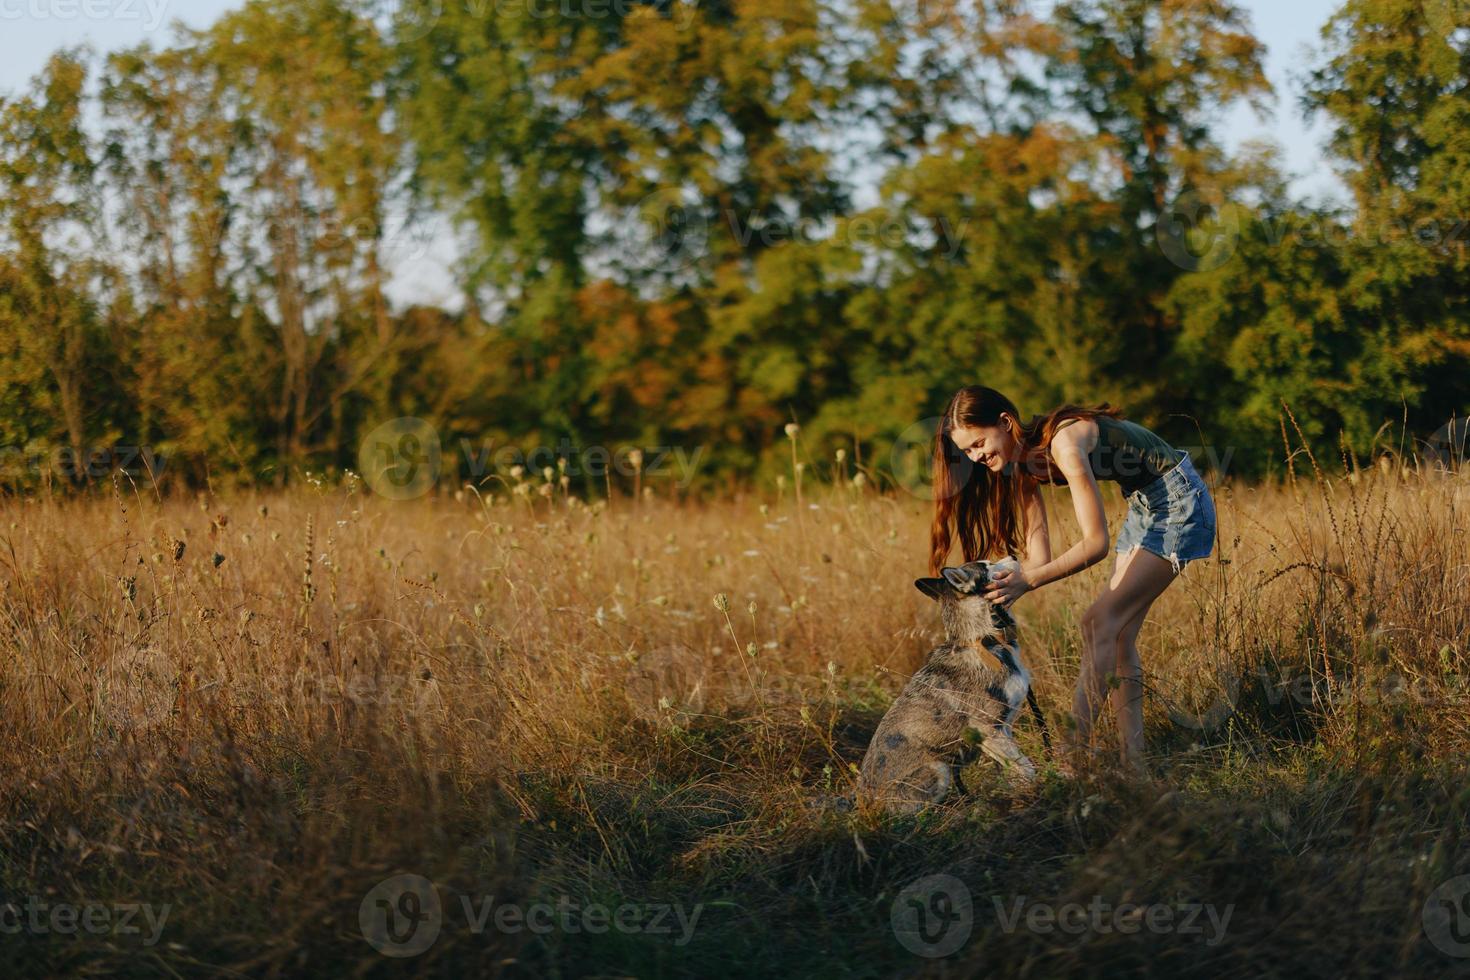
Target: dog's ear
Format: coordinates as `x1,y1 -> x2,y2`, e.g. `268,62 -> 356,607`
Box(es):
914,577 -> 950,601
941,566 -> 976,592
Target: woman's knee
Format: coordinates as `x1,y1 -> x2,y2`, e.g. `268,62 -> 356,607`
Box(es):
1080,603 -> 1128,652
1114,642 -> 1142,675
1115,620 -> 1144,670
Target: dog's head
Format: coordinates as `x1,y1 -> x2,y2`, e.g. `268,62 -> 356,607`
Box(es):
915,558 -> 1020,641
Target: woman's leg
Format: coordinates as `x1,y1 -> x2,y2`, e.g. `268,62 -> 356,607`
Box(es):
1112,611 -> 1147,770
1070,547 -> 1178,770
1066,551 -> 1122,760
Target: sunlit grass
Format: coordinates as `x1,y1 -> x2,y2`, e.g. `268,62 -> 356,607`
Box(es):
2,446 -> 1467,976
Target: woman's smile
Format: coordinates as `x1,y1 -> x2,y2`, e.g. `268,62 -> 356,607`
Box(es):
949,423 -> 1014,473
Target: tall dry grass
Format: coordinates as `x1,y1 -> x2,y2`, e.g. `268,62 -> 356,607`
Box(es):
1,442 -> 1467,977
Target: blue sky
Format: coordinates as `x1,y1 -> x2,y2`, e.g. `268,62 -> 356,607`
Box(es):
0,0 -> 1348,303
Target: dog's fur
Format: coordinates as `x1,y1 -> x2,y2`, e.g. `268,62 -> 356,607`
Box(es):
857,558 -> 1037,814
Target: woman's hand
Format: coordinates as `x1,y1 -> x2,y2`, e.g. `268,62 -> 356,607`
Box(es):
983,567 -> 1031,607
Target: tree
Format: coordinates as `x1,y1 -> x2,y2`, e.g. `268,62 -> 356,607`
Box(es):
1303,0 -> 1470,437
0,52 -> 126,483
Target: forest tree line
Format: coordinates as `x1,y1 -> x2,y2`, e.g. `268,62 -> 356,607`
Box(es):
0,0 -> 1466,493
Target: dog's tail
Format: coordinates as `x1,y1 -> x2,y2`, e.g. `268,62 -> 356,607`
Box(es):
1025,687 -> 1053,755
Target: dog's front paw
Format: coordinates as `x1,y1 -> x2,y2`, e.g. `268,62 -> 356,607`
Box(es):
980,736 -> 1038,783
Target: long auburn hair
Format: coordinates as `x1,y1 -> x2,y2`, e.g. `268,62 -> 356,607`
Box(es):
929,386 -> 1125,575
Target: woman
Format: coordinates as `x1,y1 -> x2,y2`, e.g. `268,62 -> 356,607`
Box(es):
929,386 -> 1216,775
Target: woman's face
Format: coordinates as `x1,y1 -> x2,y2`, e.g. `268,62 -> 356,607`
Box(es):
949,417 -> 1019,474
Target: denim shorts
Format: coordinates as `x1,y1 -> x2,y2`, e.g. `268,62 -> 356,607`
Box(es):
1114,452 -> 1217,573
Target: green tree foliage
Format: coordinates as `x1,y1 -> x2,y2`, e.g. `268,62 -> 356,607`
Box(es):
1303,0 -> 1470,433
0,0 -> 1464,493
0,53 -> 124,480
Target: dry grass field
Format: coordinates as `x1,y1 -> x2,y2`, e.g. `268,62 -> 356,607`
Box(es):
2,442 -> 1468,977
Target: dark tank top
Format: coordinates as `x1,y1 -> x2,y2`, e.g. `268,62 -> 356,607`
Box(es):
1041,416 -> 1184,495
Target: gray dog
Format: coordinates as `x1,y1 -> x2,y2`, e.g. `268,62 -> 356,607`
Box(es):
857,558 -> 1038,814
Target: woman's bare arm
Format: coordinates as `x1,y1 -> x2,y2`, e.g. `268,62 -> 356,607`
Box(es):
1020,476 -> 1052,569
985,420 -> 1111,603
